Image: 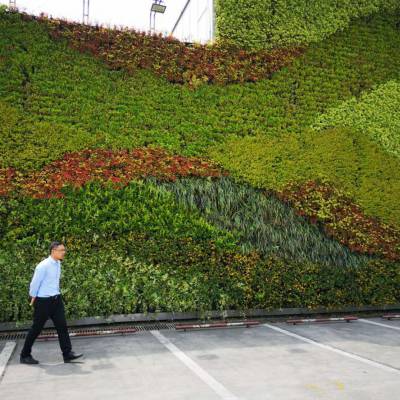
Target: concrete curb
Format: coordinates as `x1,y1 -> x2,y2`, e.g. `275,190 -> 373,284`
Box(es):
1,304 -> 400,332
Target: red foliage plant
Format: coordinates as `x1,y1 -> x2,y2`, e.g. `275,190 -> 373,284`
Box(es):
0,168 -> 17,197
19,12 -> 304,86
277,180 -> 400,261
18,147 -> 226,198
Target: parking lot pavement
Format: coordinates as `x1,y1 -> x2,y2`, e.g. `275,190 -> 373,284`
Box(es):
0,317 -> 399,400
0,341 -> 16,385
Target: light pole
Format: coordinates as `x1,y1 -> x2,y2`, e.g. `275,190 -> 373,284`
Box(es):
83,0 -> 90,24
150,0 -> 166,34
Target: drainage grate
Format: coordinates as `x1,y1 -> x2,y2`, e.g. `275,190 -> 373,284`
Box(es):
0,331 -> 27,341
0,321 -> 178,341
134,322 -> 177,331
0,319 -> 264,340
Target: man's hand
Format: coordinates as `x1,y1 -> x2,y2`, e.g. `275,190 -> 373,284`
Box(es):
30,297 -> 36,306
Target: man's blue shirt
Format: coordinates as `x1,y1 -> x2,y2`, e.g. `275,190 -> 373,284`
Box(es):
29,256 -> 61,297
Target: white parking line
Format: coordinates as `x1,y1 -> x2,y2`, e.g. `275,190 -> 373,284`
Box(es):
0,342 -> 16,383
359,319 -> 400,331
151,330 -> 242,400
262,323 -> 400,375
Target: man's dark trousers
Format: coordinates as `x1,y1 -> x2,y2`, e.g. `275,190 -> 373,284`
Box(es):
21,295 -> 72,357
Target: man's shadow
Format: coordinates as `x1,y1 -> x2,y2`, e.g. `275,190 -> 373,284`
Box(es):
38,360 -> 91,376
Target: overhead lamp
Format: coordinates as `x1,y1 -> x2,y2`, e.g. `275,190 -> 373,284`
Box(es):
151,3 -> 166,13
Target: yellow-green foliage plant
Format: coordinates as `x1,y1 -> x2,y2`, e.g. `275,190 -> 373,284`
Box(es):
313,80 -> 400,159
216,0 -> 400,49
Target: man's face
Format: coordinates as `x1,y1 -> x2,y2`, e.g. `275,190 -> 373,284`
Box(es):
52,245 -> 66,261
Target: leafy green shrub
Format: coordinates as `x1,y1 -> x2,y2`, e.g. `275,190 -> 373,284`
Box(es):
0,99 -> 99,171
0,246 -> 219,322
0,181 -> 237,248
1,243 -> 398,323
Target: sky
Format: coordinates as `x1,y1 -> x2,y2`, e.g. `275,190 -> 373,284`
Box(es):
0,0 -> 214,42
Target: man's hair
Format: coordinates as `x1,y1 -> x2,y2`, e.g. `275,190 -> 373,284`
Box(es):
49,241 -> 64,253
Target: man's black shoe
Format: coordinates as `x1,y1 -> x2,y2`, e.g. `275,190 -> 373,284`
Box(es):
63,351 -> 83,363
20,355 -> 39,365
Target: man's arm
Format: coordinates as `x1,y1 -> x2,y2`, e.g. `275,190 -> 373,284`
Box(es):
29,265 -> 45,304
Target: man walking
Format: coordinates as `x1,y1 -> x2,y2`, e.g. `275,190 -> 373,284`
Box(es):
20,241 -> 83,364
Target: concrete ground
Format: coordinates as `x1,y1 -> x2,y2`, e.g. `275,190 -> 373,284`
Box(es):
0,317 -> 399,400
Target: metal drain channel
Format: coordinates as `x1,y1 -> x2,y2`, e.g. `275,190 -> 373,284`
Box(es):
0,331 -> 26,341
0,321 -> 177,341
